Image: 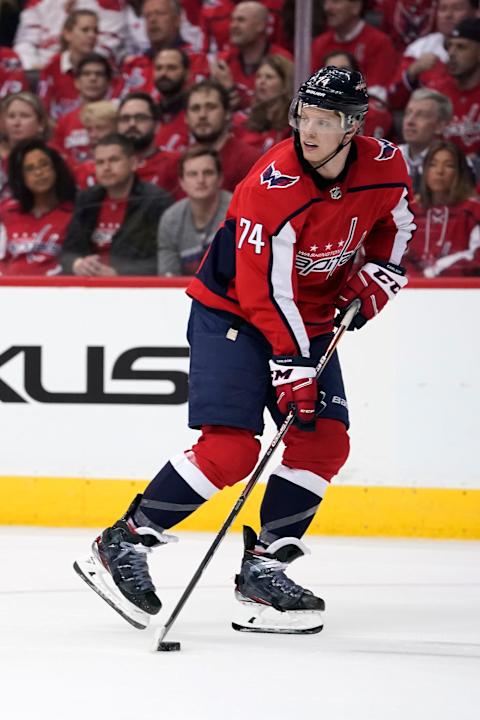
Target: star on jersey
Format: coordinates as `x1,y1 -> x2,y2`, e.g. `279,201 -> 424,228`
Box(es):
310,244 -> 318,251
260,162 -> 300,189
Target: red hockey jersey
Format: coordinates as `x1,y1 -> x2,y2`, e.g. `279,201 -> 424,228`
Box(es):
404,198 -> 480,277
0,48 -> 28,99
0,200 -> 74,275
188,136 -> 415,356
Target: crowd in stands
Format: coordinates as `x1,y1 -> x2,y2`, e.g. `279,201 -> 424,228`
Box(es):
0,0 -> 479,279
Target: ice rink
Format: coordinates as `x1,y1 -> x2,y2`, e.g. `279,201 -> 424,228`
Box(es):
1,527 -> 479,720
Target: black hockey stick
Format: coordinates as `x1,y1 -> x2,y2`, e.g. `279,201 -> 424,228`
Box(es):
153,298 -> 361,650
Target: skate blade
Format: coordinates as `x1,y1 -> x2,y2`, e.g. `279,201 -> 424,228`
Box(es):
232,602 -> 324,635
73,556 -> 150,630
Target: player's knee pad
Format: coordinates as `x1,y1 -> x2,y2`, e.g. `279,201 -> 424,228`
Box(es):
190,425 -> 261,489
282,419 -> 350,482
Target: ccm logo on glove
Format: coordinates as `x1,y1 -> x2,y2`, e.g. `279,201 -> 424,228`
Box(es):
336,261 -> 408,330
269,357 -> 321,430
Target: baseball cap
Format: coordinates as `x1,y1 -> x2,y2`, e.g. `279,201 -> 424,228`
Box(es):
450,18 -> 480,42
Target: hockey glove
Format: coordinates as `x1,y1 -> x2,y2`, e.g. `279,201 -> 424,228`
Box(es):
335,261 -> 408,330
269,356 -> 326,431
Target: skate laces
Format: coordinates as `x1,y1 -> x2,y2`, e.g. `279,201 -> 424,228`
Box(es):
253,555 -> 304,598
116,541 -> 155,593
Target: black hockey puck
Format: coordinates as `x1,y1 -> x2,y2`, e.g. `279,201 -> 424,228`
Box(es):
157,641 -> 181,652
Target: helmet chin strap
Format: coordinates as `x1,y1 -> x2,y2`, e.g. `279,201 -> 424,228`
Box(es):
309,132 -> 353,171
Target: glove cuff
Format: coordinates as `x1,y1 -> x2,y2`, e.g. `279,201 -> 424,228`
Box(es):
269,356 -> 316,387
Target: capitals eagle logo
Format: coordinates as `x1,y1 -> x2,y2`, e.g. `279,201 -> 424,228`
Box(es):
260,162 -> 300,189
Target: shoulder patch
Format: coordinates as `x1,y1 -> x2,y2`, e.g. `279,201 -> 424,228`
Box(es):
374,138 -> 398,161
260,161 -> 300,189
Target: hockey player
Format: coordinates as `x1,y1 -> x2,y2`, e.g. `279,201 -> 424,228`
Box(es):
74,66 -> 416,634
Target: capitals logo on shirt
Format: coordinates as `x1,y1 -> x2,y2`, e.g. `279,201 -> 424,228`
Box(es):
374,138 -> 398,161
260,162 -> 300,189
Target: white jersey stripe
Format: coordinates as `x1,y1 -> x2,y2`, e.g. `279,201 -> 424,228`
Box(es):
389,187 -> 416,265
271,221 -> 311,357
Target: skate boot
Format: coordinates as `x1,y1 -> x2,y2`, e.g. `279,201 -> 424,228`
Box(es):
232,526 -> 325,634
74,495 -> 176,629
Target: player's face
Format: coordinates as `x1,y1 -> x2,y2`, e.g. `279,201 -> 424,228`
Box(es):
153,50 -> 187,94
230,5 -> 265,46
64,15 -> 98,55
186,90 -> 228,143
180,154 -> 222,200
446,38 -> 480,77
436,0 -> 473,36
4,99 -> 43,145
255,64 -> 283,102
22,149 -> 56,196
402,99 -> 445,145
323,0 -> 361,30
298,106 -> 346,162
143,0 -> 179,45
94,144 -> 136,190
84,117 -> 117,147
425,148 -> 457,195
75,62 -> 110,101
117,99 -> 156,150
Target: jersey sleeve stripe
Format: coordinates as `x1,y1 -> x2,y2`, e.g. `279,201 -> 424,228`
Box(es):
389,187 -> 417,265
269,221 -> 311,358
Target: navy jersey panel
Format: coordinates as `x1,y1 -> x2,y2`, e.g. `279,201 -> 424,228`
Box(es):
187,302 -> 349,435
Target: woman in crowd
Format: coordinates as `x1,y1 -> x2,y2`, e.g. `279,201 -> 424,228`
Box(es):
0,91 -> 50,201
0,139 -> 76,275
405,140 -> 480,277
74,100 -> 118,188
233,54 -> 293,154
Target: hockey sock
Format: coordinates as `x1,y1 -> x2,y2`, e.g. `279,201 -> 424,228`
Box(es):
132,454 -> 218,532
258,465 -> 328,546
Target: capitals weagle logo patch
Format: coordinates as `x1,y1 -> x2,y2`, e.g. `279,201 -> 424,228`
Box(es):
260,162 -> 300,189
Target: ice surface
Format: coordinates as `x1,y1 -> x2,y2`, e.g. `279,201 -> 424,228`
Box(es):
1,528 -> 479,720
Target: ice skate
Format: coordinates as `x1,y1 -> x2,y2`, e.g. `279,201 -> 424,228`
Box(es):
74,495 -> 176,629
232,526 -> 325,635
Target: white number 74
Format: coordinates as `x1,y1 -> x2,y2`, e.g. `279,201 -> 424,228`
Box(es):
238,217 -> 265,255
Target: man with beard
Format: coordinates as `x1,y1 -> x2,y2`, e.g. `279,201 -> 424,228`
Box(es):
117,92 -> 181,197
185,79 -> 262,192
153,48 -> 190,152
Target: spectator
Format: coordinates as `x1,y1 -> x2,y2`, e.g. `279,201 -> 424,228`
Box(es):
13,0 -> 127,71
322,50 -> 393,139
311,0 -> 398,102
0,91 -> 49,200
38,9 -> 99,120
121,0 -> 208,98
211,1 -> 292,110
375,0 -> 438,52
52,53 -> 115,166
405,140 -> 480,277
117,92 -> 180,196
74,100 -> 118,188
0,139 -> 76,275
185,79 -> 262,191
201,0 -> 287,56
426,18 -> 480,157
388,0 -> 478,108
61,133 -> 172,276
158,146 -> 231,275
153,47 -> 190,151
233,54 -> 293,153
124,0 -> 204,56
399,88 -> 453,192
0,46 -> 28,99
